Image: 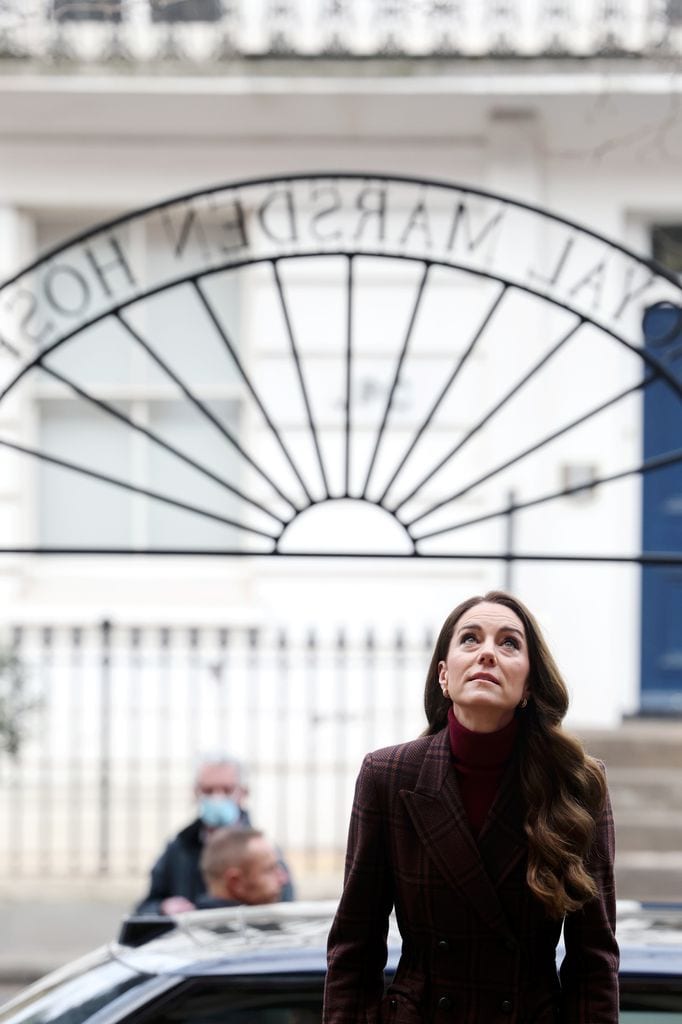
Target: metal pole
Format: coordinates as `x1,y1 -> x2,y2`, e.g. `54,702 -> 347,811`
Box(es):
504,489 -> 516,592
98,619 -> 112,877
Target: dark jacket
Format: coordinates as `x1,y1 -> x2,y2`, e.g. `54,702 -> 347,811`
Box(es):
324,728 -> 619,1024
134,812 -> 294,914
194,894 -> 241,909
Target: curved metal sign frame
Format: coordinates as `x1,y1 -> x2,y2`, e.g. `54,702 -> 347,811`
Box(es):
0,173 -> 680,563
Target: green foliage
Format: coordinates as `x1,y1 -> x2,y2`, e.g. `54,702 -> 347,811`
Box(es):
0,648 -> 34,757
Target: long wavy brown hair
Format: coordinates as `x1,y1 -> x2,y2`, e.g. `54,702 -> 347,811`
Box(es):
423,590 -> 607,920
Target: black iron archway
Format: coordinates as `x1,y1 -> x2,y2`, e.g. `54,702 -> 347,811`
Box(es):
0,172 -> 680,567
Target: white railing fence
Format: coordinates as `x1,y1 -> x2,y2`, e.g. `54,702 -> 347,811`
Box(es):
0,1 -> 678,64
0,619 -> 431,892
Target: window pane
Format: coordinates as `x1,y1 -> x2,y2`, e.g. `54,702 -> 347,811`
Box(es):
667,1 -> 682,29
38,400 -> 133,547
652,224 -> 682,275
34,213 -> 134,388
125,280 -> 241,393
0,957 -> 147,1024
150,0 -> 223,23
620,1014 -> 682,1022
51,0 -> 122,23
146,398 -> 243,549
138,982 -> 322,1024
41,320 -> 136,390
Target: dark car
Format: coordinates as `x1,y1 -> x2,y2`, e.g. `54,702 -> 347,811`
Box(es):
0,900 -> 681,1024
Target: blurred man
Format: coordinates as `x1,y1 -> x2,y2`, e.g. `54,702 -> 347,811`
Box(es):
134,755 -> 293,914
197,827 -> 288,907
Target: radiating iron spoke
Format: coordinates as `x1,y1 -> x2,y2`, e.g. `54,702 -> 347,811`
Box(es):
392,315 -> 584,514
0,436 -> 279,541
407,374 -> 653,528
272,260 -> 330,498
361,261 -> 431,499
378,283 -> 508,506
193,280 -> 314,504
38,362 -> 287,527
344,255 -> 354,497
413,445 -> 682,542
116,311 -> 299,513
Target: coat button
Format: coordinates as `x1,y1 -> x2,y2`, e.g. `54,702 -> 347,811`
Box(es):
500,999 -> 513,1013
437,996 -> 452,1010
437,939 -> 450,951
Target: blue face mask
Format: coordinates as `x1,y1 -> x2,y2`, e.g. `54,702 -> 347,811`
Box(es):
199,796 -> 241,828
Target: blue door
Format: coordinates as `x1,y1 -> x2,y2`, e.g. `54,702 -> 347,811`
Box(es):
641,303 -> 682,712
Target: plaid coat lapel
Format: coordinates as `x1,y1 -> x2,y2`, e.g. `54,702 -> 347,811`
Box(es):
477,751 -> 527,886
400,728 -> 520,943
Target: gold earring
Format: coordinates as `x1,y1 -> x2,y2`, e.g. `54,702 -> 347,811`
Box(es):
519,696 -> 528,709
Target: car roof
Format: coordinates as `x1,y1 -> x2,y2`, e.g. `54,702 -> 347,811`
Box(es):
112,899 -> 682,982
113,902 -> 352,977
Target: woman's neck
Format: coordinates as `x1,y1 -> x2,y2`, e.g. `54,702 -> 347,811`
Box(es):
450,704 -> 515,734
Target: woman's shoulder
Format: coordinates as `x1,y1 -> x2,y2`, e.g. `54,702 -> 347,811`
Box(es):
362,729 -> 446,778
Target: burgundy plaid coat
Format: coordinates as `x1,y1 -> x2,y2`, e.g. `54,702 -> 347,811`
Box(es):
323,727 -> 619,1024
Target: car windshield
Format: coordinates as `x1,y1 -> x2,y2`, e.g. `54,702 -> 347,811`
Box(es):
0,951 -> 151,1024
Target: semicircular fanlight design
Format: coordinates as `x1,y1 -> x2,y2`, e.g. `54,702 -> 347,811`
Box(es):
0,173 -> 680,564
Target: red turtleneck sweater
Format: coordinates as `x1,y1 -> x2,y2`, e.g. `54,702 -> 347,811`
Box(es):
447,706 -> 518,837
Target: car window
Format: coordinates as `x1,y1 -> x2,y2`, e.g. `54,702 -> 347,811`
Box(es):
620,985 -> 682,1021
162,1008 -> 318,1024
0,961 -> 152,1024
130,981 -> 322,1024
621,1016 -> 682,1022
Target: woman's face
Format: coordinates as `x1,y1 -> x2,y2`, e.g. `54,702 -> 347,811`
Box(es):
438,600 -> 531,732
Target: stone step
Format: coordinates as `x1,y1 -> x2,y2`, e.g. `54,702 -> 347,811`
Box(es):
577,721 -> 682,769
570,725 -> 682,888
607,768 -> 682,812
615,817 -> 682,852
615,852 -> 682,902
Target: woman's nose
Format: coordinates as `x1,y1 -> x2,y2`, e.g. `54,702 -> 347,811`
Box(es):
478,641 -> 496,663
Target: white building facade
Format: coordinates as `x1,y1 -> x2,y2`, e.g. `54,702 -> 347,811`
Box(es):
0,1 -> 680,888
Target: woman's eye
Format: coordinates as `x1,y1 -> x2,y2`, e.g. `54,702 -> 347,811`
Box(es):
502,637 -> 519,649
461,633 -> 477,644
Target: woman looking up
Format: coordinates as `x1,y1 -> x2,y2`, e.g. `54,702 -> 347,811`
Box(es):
324,590 -> 618,1024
